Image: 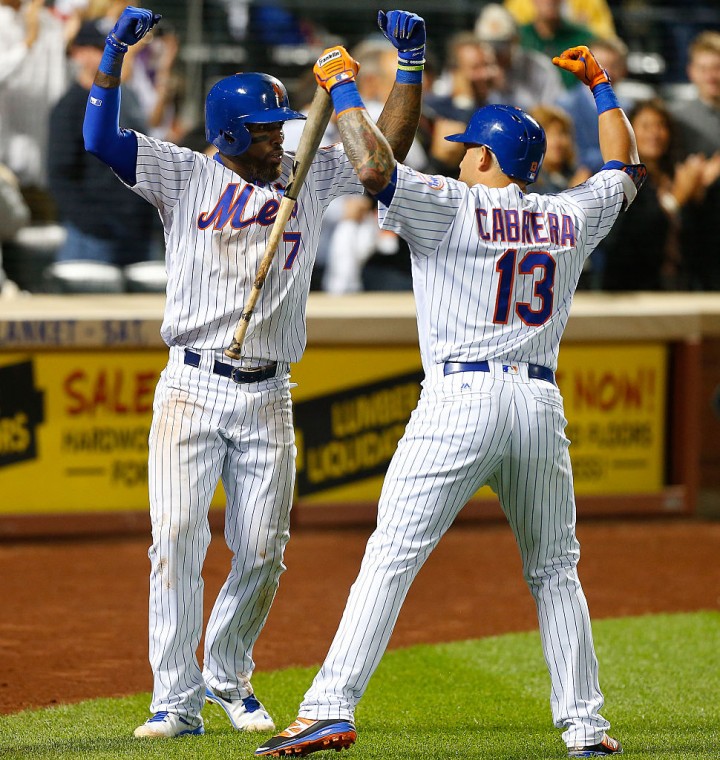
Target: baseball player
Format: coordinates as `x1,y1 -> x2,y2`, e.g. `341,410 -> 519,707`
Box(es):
82,5 -> 426,739
257,45 -> 645,757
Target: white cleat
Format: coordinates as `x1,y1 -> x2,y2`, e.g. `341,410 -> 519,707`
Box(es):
133,711 -> 205,738
205,687 -> 275,732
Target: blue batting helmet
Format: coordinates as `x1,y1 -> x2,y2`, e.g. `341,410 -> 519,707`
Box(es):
205,72 -> 306,157
445,104 -> 546,184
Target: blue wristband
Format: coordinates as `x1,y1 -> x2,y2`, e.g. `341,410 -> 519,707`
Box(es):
397,67 -> 423,85
592,82 -> 620,115
331,81 -> 364,116
99,42 -> 126,78
397,44 -> 424,85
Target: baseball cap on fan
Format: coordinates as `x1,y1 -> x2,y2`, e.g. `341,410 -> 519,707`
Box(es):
474,3 -> 518,46
71,18 -> 110,49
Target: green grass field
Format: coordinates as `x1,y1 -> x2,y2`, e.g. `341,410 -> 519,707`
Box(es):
2,612 -> 718,759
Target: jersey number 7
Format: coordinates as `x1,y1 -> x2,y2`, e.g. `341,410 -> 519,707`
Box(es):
493,249 -> 556,327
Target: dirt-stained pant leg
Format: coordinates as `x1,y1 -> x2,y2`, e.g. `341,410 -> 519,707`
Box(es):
202,381 -> 296,698
147,355 -> 228,717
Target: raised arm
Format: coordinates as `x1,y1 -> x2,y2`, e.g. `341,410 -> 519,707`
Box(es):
83,6 -> 161,183
374,10 -> 425,162
314,47 -> 396,197
552,45 -> 640,166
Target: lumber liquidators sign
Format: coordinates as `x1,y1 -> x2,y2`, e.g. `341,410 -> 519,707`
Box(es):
294,370 -> 423,495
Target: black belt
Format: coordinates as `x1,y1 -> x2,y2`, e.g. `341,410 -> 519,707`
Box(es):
184,349 -> 277,384
444,361 -> 555,385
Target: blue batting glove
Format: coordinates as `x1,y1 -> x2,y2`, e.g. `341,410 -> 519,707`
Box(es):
108,6 -> 162,49
378,10 -> 426,55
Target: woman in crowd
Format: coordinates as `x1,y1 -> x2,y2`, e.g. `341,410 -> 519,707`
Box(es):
601,98 -> 720,291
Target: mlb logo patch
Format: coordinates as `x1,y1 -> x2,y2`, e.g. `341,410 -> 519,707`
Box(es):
502,364 -> 519,375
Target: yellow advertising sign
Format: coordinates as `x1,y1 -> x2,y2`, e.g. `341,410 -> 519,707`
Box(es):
558,343 -> 667,494
0,342 -> 667,515
0,351 -> 225,513
0,352 -> 162,512
292,346 -> 423,503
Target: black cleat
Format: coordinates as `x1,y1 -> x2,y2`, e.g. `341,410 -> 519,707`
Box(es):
568,734 -> 623,757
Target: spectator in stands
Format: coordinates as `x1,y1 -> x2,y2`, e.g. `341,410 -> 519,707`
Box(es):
47,19 -> 158,265
516,0 -> 594,89
601,99 -> 720,292
668,30 -> 720,290
425,33 -> 502,174
669,31 -> 720,157
505,0 -> 616,40
0,0 -> 68,221
474,3 -> 564,111
0,162 -> 31,296
558,36 -> 654,172
321,37 -> 428,294
125,20 -> 185,142
529,104 -> 591,193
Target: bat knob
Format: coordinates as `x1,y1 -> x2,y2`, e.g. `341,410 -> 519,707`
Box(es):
224,340 -> 243,360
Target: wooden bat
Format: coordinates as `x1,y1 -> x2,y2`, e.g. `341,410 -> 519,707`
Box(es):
224,87 -> 333,360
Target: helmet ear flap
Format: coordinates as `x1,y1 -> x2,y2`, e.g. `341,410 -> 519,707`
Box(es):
212,123 -> 252,157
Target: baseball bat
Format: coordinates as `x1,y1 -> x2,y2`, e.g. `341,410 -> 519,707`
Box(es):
224,87 -> 333,360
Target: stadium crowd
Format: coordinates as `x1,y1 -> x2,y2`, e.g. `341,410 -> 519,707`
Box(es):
0,0 -> 719,294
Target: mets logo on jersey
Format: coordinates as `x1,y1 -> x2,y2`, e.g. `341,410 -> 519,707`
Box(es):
407,167 -> 445,190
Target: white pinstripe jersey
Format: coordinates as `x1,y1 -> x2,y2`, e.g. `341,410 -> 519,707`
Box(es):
129,134 -> 363,361
379,166 -> 637,371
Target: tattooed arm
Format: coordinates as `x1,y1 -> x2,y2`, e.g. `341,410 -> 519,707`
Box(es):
375,10 -> 425,162
337,108 -> 397,196
376,81 -> 422,164
314,44 -> 411,196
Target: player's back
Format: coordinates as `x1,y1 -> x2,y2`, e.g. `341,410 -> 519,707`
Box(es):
390,170 -> 629,372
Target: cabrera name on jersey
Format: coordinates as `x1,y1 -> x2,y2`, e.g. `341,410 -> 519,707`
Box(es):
379,165 -> 638,372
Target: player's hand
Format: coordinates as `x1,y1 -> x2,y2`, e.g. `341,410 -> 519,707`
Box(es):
313,46 -> 360,93
109,6 -> 162,48
378,10 -> 426,53
552,45 -> 610,88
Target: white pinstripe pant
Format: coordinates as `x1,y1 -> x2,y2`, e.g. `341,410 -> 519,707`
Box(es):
300,362 -> 610,748
146,347 -> 296,717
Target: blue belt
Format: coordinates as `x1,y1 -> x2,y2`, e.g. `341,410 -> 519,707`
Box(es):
443,361 -> 555,385
184,349 -> 277,384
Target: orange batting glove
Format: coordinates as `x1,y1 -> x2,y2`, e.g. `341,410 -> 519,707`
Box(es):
552,45 -> 610,89
313,46 -> 360,93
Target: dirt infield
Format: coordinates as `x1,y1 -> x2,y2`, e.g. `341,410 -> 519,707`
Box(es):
1,516 -> 718,715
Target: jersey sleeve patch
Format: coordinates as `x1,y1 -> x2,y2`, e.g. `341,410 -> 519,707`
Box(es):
406,167 -> 445,190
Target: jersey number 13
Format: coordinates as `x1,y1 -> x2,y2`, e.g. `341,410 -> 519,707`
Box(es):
493,249 -> 556,327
